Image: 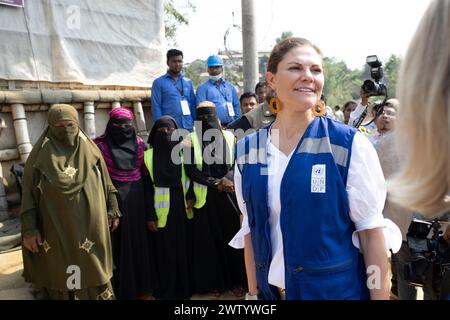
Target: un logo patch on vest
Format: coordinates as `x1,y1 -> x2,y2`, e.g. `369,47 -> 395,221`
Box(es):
311,164 -> 326,193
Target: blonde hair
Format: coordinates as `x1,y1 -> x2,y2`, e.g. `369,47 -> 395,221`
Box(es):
388,0 -> 450,216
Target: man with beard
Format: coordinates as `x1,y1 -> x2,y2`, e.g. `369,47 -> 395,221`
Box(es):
144,116 -> 194,300
183,101 -> 246,298
21,104 -> 120,299
94,108 -> 157,300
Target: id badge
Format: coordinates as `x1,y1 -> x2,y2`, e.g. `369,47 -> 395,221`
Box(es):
180,99 -> 191,115
227,102 -> 235,117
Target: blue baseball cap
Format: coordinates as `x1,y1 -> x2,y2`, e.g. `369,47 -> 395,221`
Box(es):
207,55 -> 224,67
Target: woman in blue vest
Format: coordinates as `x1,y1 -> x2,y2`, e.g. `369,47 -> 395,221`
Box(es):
230,37 -> 401,300
184,102 -> 247,298
145,116 -> 194,300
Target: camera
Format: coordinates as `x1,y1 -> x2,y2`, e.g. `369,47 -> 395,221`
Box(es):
404,218 -> 450,299
361,55 -> 387,97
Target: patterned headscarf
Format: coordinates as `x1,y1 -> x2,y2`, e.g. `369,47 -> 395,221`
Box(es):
105,108 -> 138,171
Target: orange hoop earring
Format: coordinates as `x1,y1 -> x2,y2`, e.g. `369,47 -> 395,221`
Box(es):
311,100 -> 326,116
269,97 -> 281,113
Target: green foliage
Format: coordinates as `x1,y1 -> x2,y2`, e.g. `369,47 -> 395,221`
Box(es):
323,57 -> 364,107
184,59 -> 242,89
323,55 -> 402,107
276,31 -> 294,44
184,59 -> 207,89
183,29 -> 402,104
384,54 -> 402,98
223,66 -> 242,87
164,0 -> 195,46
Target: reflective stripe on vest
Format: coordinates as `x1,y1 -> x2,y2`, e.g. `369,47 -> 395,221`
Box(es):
143,148 -> 193,228
188,130 -> 235,209
297,137 -> 349,167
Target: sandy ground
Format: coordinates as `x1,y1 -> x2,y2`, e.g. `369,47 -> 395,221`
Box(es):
0,248 -> 423,300
0,248 -> 242,300
0,249 -> 34,300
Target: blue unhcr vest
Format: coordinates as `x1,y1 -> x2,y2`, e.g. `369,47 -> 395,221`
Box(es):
236,117 -> 370,300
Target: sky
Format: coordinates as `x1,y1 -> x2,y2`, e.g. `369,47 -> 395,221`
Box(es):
175,0 -> 433,70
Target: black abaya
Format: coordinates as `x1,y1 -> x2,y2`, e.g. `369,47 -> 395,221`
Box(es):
151,186 -> 192,300
111,176 -> 158,299
184,145 -> 246,294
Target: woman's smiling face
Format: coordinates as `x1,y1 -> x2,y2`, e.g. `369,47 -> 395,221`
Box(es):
267,45 -> 324,113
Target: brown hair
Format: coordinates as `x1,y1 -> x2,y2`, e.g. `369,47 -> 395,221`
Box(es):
342,100 -> 357,112
267,37 -> 323,74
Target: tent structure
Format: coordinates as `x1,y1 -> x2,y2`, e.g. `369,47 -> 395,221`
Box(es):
0,0 -> 166,250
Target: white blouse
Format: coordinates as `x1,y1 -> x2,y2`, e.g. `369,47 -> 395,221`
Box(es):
229,130 -> 402,290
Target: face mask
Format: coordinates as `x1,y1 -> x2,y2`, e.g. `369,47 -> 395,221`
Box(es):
153,130 -> 178,150
49,125 -> 79,147
209,74 -> 222,82
110,125 -> 134,139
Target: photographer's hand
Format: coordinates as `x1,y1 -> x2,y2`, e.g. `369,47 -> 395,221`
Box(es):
444,224 -> 450,243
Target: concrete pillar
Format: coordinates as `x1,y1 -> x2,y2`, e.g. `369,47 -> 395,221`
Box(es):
83,101 -> 96,138
111,101 -> 121,109
11,104 -> 33,163
241,0 -> 259,93
132,101 -> 148,141
0,164 -> 8,221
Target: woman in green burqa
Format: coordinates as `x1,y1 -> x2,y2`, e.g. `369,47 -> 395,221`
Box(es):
20,104 -> 121,300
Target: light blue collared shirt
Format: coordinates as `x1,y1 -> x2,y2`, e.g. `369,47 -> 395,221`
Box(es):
151,72 -> 196,130
196,79 -> 240,125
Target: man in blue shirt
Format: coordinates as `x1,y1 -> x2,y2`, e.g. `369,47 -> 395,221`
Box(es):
196,55 -> 240,127
151,49 -> 196,130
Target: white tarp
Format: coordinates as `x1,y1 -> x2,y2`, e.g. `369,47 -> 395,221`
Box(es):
0,0 -> 24,8
0,0 -> 166,87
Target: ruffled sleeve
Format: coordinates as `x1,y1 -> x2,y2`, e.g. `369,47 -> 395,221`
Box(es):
347,132 -> 402,253
228,164 -> 250,249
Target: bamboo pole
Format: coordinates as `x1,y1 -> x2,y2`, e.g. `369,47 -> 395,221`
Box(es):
1,101 -> 149,113
0,164 -> 8,221
133,101 -> 148,141
0,149 -> 20,162
83,101 -> 96,138
11,104 -> 33,162
111,101 -> 121,109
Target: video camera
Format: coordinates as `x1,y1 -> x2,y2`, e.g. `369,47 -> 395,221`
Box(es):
361,55 -> 387,97
404,218 -> 450,299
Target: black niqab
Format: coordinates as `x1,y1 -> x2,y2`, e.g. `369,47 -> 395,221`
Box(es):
106,118 -> 138,171
148,116 -> 182,187
195,106 -> 229,175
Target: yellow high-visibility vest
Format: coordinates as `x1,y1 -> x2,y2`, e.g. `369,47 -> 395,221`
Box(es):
188,130 -> 235,209
144,149 -> 193,228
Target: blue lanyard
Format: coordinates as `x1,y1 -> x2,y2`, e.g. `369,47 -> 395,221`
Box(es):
170,76 -> 185,99
214,82 -> 229,102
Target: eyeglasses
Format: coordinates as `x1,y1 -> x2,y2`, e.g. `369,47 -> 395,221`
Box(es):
380,110 -> 397,117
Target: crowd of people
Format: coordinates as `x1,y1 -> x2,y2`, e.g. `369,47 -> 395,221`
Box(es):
19,0 -> 450,300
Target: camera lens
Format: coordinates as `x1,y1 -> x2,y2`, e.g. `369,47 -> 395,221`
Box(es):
362,80 -> 376,94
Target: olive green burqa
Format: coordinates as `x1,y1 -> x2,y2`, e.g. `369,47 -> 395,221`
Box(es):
20,104 -> 120,298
